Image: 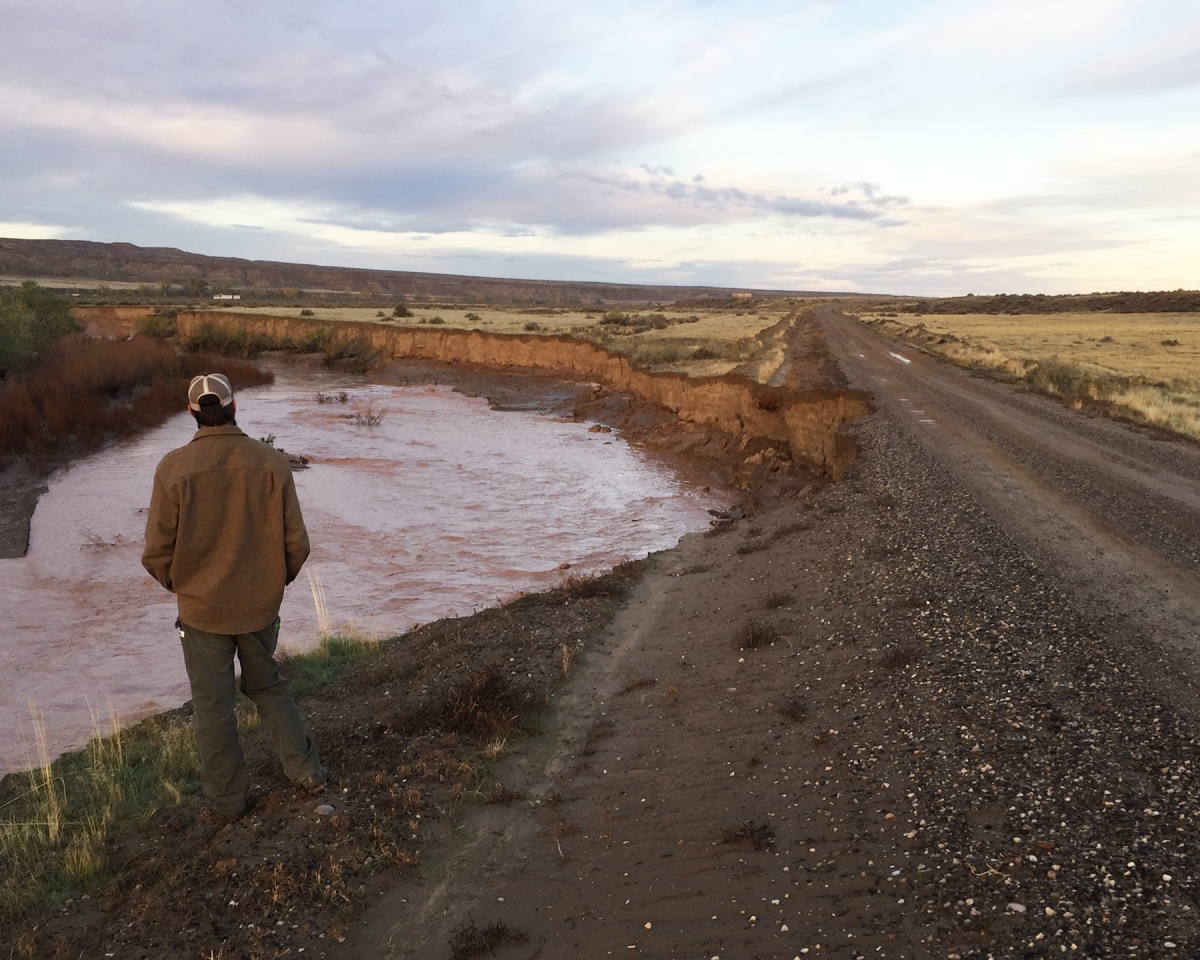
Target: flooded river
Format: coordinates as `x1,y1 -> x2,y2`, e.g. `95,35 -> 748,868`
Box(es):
0,366 -> 719,774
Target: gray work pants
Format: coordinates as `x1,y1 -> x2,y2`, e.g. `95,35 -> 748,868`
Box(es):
178,617 -> 321,817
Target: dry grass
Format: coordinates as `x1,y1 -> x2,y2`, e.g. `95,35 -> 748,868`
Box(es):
0,705 -> 201,937
735,618 -> 780,650
7,563 -> 647,956
860,312 -> 1200,440
448,918 -> 529,959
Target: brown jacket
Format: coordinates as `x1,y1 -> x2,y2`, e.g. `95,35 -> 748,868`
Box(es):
142,425 -> 310,634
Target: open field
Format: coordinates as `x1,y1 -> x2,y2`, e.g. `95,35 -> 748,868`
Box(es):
0,276 -> 150,292
857,311 -> 1200,440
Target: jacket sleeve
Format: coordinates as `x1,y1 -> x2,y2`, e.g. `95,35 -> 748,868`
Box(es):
142,467 -> 178,591
282,472 -> 310,585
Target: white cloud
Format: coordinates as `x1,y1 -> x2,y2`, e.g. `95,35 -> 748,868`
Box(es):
0,221 -> 69,240
1055,16 -> 1200,96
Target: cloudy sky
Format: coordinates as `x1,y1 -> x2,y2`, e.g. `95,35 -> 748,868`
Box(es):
2,1 -> 1197,295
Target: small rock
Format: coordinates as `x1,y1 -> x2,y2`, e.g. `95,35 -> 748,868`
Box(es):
314,804 -> 335,816
1007,903 -> 1027,914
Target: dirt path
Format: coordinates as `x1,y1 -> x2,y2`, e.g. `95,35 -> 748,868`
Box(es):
337,312 -> 1200,959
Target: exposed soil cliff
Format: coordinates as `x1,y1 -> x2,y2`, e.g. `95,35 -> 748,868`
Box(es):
74,307 -> 871,482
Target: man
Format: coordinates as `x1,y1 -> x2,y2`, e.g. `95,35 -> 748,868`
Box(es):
142,372 -> 326,819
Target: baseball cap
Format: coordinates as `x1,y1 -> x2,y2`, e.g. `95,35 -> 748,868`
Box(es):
188,373 -> 235,411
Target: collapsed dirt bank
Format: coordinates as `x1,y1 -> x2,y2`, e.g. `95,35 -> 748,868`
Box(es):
74,307 -> 872,481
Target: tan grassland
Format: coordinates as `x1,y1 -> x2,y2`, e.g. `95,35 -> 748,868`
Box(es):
0,276 -> 149,292
858,311 -> 1200,440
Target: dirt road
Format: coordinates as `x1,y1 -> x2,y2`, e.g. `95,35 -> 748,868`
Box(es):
819,308 -> 1200,711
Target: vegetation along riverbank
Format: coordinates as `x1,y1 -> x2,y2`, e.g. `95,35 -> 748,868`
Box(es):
0,284 -> 271,557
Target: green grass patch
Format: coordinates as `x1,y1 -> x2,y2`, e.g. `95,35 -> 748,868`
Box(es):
0,709 -> 201,940
282,633 -> 381,695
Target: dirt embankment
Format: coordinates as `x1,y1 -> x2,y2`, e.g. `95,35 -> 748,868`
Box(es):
74,307 -> 872,483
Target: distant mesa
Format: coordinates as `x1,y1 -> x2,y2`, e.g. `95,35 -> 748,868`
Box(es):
0,238 -> 867,306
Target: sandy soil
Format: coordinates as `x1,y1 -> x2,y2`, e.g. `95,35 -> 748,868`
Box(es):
10,312 -> 1200,959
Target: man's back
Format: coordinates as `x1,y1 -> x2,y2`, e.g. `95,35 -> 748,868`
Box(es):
142,425 -> 310,634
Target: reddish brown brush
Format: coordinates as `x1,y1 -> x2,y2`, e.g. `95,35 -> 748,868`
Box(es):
0,334 -> 272,457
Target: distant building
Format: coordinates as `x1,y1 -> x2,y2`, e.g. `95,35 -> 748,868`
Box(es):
212,294 -> 241,300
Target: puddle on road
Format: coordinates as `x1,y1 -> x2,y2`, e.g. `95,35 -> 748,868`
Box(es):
0,366 -> 721,773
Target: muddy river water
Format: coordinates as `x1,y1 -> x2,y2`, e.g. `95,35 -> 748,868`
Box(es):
0,366 -> 720,774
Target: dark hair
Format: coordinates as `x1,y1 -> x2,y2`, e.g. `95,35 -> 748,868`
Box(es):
192,395 -> 237,427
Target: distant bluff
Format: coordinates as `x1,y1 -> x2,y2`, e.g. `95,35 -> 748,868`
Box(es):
0,238 -> 857,306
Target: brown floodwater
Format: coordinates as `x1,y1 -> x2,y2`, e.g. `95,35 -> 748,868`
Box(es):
0,366 -> 722,774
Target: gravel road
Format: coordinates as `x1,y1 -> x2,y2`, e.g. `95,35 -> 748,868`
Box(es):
819,307 -> 1200,715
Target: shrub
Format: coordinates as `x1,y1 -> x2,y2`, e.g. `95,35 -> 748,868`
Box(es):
0,335 -> 272,456
134,313 -> 176,338
1026,358 -> 1117,401
182,322 -> 273,359
392,304 -> 411,318
627,343 -> 690,367
324,337 -> 380,374
0,282 -> 81,376
0,380 -> 38,454
293,326 -> 335,353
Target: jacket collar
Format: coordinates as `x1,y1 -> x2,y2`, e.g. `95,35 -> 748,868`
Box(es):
190,424 -> 247,442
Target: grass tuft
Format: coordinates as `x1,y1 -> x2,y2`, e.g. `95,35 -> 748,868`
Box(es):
0,708 -> 200,939
720,820 -> 776,851
779,695 -> 809,723
735,618 -> 780,650
879,644 -> 924,672
445,664 -> 526,739
448,918 -> 529,960
281,633 -> 380,695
